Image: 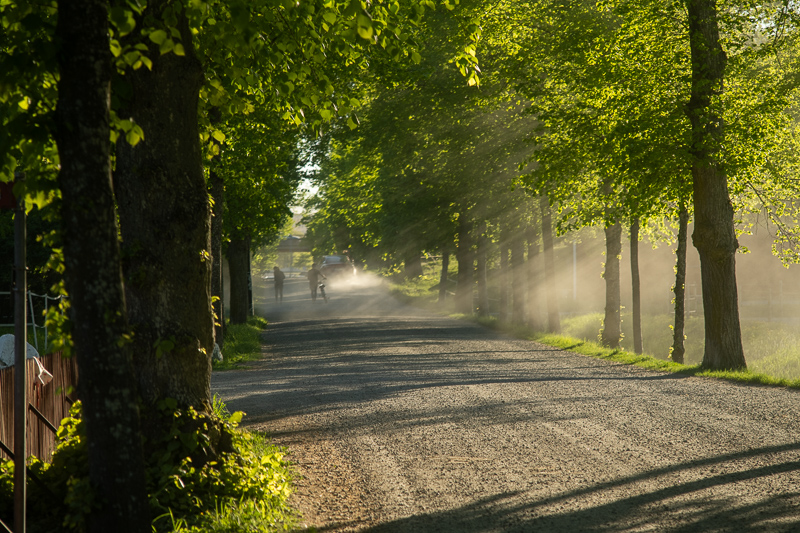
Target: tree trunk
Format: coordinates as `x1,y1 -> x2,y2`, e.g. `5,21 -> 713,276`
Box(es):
686,0 -> 746,370
671,205 -> 689,364
601,222 -> 622,349
115,0 -> 214,409
210,170 -> 224,348
438,250 -> 450,304
54,1 -> 149,530
498,227 -> 510,323
404,249 -> 423,279
526,225 -> 544,331
510,231 -> 526,324
476,224 -> 489,316
228,236 -> 251,325
540,197 -> 561,332
456,214 -> 474,315
630,218 -> 643,354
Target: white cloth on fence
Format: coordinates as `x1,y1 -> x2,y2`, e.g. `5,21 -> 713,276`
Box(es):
0,334 -> 39,368
0,335 -> 53,385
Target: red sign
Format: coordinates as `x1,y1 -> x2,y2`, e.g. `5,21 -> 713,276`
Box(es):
0,181 -> 15,210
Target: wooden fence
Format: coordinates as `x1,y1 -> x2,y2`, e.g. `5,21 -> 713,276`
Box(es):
0,352 -> 78,461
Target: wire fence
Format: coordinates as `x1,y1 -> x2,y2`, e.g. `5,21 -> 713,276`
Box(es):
0,291 -> 65,353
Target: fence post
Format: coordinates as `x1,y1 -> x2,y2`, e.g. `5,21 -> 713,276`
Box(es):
13,173 -> 27,533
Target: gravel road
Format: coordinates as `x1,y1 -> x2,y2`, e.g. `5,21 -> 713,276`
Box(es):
212,275 -> 800,532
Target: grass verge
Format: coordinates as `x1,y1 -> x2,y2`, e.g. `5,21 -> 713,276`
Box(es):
212,315 -> 269,370
391,278 -> 800,390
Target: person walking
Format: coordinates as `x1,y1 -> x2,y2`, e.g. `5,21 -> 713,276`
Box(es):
307,264 -> 325,302
273,266 -> 286,303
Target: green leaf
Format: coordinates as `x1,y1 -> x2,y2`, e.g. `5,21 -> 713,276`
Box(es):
159,39 -> 175,55
110,7 -> 136,35
149,29 -> 168,45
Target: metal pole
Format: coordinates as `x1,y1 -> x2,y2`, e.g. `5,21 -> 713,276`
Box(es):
13,175 -> 26,533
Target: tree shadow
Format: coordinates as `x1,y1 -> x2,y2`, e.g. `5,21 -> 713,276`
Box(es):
354,443 -> 800,532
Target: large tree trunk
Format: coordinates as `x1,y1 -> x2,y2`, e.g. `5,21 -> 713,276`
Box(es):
438,250 -> 450,304
228,236 -> 251,325
455,213 -> 474,315
601,222 -> 622,349
539,197 -> 560,332
510,231 -> 526,324
54,1 -> 149,530
630,218 -> 643,354
671,205 -> 690,364
526,225 -> 544,331
476,224 -> 489,316
686,0 -> 746,370
115,1 -> 214,409
210,170 -> 225,348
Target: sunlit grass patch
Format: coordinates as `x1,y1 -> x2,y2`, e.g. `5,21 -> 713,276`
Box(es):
213,315 -> 268,370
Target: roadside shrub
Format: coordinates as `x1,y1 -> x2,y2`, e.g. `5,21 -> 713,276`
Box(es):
0,398 -> 295,532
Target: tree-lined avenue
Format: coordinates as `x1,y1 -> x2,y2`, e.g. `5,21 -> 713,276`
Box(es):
213,278 -> 800,532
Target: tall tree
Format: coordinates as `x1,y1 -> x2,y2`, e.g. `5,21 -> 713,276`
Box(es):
54,0 -> 148,530
671,203 -> 690,364
685,0 -> 746,370
115,0 -> 214,408
601,222 -> 622,348
630,218 -> 643,354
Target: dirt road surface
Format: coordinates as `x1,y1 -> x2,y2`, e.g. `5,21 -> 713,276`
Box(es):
211,275 -> 800,532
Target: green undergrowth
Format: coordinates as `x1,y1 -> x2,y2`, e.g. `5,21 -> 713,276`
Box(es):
0,396 -> 296,532
387,273 -> 444,306
213,315 -> 269,370
390,277 -> 800,390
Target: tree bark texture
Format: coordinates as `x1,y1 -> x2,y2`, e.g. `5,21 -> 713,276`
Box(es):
630,219 -> 643,354
115,0 -> 214,408
526,225 -> 544,331
510,231 -> 526,324
602,223 -> 622,349
686,0 -> 746,370
54,1 -> 149,530
671,206 -> 689,364
210,170 -> 224,348
228,236 -> 250,325
476,225 -> 489,317
438,250 -> 449,304
540,197 -> 561,333
456,214 -> 474,315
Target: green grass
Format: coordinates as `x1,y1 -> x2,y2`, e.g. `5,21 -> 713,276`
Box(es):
388,275 -> 800,390
213,316 -> 269,370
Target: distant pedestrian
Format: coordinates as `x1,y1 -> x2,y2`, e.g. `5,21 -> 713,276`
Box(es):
273,266 -> 286,303
307,264 -> 325,302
